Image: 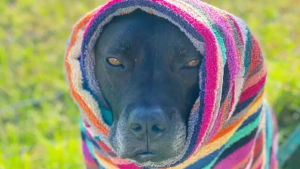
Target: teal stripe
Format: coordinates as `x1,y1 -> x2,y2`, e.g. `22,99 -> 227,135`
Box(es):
228,113 -> 261,146
243,27 -> 251,77
203,111 -> 262,169
100,107 -> 113,125
180,1 -> 227,66
265,104 -> 273,169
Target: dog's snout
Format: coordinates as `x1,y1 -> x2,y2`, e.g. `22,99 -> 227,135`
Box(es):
128,107 -> 169,139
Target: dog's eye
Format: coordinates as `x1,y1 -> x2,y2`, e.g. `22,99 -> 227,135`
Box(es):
185,59 -> 200,68
106,57 -> 122,67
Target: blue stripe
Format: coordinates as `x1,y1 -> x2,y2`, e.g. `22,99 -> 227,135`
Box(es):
238,106 -> 262,130
173,60 -> 207,166
220,63 -> 230,106
232,89 -> 261,116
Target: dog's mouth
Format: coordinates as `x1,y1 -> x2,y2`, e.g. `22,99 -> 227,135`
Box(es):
130,151 -> 156,163
136,151 -> 155,160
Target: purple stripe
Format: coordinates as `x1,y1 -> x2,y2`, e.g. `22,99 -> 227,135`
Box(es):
82,139 -> 95,162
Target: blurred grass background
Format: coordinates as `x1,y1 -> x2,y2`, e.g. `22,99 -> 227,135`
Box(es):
0,0 -> 299,168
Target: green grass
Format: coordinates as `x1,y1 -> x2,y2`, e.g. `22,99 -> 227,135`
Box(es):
0,0 -> 299,168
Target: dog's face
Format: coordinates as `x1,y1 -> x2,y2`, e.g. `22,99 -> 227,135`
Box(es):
95,10 -> 202,165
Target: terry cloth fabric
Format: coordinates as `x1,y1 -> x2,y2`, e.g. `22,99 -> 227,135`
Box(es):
64,0 -> 278,168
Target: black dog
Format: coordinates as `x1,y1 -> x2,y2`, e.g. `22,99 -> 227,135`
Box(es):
94,10 -> 202,165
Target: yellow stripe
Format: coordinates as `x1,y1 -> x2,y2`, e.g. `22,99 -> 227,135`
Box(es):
169,92 -> 264,169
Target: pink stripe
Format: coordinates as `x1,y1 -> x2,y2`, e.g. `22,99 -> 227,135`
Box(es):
193,3 -> 242,123
117,164 -> 141,169
207,107 -> 224,141
238,75 -> 266,103
83,0 -> 125,37
226,14 -> 245,47
197,3 -> 239,89
175,0 -> 223,144
215,138 -> 256,169
98,141 -> 112,153
270,150 -> 277,169
193,91 -> 215,153
190,0 -> 242,124
270,130 -> 278,168
151,0 -> 218,155
244,156 -> 252,168
255,163 -> 263,169
175,0 -> 222,145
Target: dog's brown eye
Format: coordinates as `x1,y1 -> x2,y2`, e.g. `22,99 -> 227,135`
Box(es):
107,57 -> 122,67
186,59 -> 200,67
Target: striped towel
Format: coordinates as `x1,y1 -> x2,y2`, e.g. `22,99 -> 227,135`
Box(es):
64,0 -> 278,168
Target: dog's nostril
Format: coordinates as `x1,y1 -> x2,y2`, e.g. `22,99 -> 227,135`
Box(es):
152,124 -> 167,133
128,107 -> 170,138
131,123 -> 142,132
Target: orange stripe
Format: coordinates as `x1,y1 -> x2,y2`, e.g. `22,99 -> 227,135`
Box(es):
71,86 -> 109,136
65,62 -> 108,136
208,112 -> 244,144
208,91 -> 263,144
65,8 -> 99,58
64,7 -> 109,136
95,150 -> 118,167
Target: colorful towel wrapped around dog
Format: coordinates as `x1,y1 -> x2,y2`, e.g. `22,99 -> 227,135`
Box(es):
64,0 -> 278,168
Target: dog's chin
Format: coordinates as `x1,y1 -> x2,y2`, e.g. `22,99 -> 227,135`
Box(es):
108,111 -> 187,167
123,152 -> 177,167
115,144 -> 185,167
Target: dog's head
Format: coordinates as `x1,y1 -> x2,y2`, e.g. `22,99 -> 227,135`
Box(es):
65,1 -> 268,168
94,10 -> 202,165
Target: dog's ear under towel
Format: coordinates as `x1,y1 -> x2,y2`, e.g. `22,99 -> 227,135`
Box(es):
64,0 -> 278,168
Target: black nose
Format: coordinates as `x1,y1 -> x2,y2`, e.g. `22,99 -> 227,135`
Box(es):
128,107 -> 169,140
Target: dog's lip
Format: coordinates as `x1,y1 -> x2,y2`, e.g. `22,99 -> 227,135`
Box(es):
131,151 -> 156,162
138,151 -> 154,156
